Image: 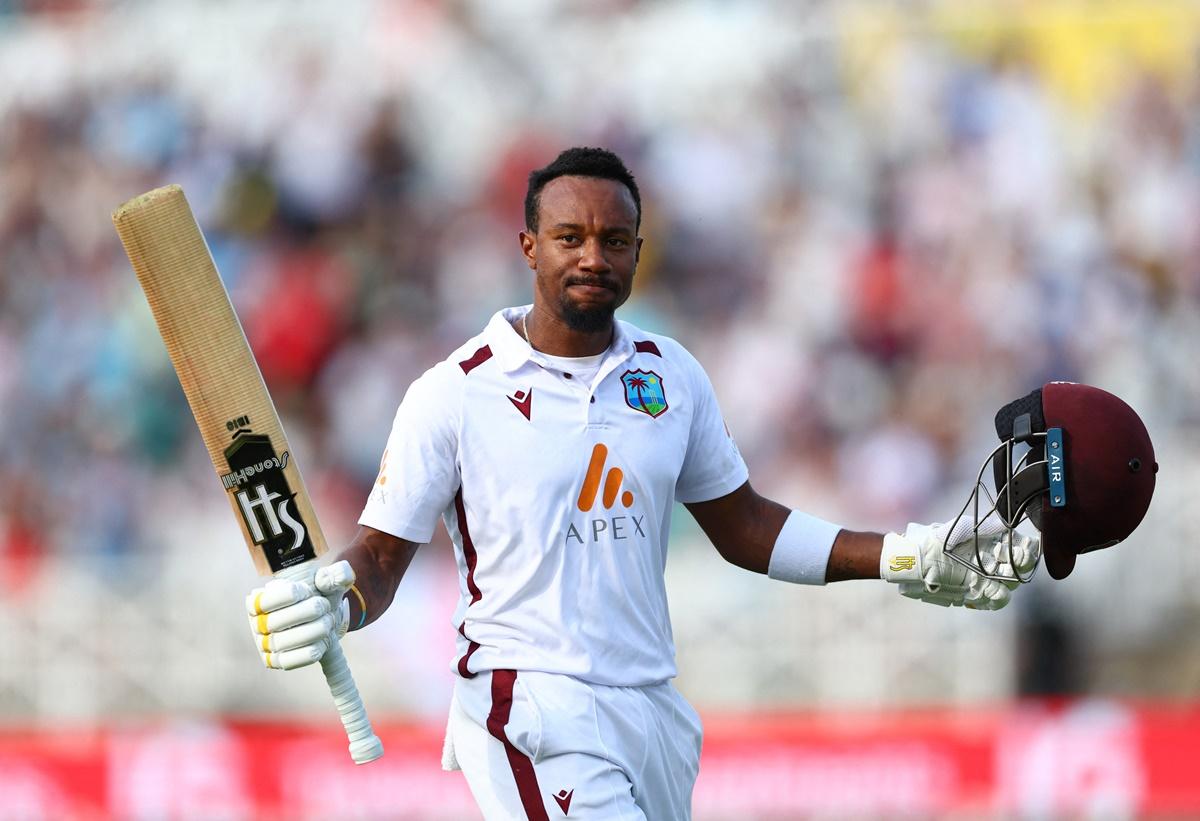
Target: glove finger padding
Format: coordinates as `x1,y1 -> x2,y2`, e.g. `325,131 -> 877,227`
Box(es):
246,578 -> 313,617
260,640 -> 329,670
259,613 -> 338,653
1009,532 -> 1040,576
900,573 -> 1012,610
898,581 -> 960,607
967,530 -> 1040,591
921,555 -> 974,593
248,595 -> 331,635
248,598 -> 335,670
964,577 -> 1013,610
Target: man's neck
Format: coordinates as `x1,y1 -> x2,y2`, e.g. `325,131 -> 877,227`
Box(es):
519,307 -> 614,357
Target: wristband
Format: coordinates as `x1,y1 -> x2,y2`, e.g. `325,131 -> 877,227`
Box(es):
348,583 -> 368,629
767,509 -> 843,585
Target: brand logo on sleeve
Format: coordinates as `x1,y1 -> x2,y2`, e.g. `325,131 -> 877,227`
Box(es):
370,449 -> 389,505
620,369 -> 668,418
375,449 -> 388,485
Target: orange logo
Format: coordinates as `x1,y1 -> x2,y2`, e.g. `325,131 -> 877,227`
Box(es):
577,444 -> 635,511
375,449 -> 388,485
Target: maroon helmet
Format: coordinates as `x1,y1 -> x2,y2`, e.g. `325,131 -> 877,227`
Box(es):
989,382 -> 1157,579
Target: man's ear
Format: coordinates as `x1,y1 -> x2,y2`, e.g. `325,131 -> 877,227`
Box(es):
519,230 -> 537,271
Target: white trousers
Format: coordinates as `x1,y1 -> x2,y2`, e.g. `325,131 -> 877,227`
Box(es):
443,669 -> 703,820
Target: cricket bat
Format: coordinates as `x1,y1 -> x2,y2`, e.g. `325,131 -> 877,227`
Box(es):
112,185 -> 384,764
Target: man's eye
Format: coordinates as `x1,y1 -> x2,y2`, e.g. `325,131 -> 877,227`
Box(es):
607,238 -> 628,248
558,235 -> 578,243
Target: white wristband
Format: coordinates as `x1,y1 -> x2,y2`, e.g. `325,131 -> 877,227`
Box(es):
767,510 -> 843,585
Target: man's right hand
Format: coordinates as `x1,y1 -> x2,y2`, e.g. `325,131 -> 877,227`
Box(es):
245,561 -> 355,670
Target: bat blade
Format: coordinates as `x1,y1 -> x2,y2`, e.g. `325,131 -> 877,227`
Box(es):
113,185 -> 319,576
113,185 -> 383,764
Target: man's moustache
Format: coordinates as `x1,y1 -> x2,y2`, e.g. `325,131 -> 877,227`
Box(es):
566,279 -> 618,291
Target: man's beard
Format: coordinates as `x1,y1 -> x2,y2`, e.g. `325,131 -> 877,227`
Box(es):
559,293 -> 617,332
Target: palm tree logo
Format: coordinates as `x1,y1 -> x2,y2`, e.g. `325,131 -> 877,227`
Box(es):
621,370 -> 668,418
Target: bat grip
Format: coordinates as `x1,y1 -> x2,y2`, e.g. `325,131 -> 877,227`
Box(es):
277,563 -> 384,764
319,636 -> 385,764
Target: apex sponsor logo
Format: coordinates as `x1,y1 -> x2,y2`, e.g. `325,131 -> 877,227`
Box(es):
889,556 -> 917,573
567,444 -> 645,546
576,443 -> 634,511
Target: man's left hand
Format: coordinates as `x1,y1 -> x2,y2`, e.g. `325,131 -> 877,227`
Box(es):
880,521 -> 1040,610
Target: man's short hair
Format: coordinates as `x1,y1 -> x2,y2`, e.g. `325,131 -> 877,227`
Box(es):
524,147 -> 641,232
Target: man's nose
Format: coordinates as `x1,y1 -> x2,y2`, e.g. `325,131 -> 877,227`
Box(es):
577,237 -> 612,273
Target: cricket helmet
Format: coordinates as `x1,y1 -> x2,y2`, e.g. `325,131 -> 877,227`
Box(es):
988,382 -> 1157,579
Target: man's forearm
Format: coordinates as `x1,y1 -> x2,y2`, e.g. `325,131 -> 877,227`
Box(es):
339,525 -> 420,630
824,530 -> 884,582
686,482 -> 890,583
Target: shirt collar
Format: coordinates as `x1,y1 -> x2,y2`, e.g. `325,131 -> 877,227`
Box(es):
484,305 -> 636,373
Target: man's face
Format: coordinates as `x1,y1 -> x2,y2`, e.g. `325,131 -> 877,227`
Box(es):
521,175 -> 641,332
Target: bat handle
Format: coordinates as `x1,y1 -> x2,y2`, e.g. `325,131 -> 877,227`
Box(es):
277,563 -> 384,764
319,635 -> 385,764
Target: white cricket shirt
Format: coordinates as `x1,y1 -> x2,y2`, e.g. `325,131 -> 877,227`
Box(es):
359,306 -> 748,686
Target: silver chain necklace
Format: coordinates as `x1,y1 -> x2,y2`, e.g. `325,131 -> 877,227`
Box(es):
522,313 -> 533,347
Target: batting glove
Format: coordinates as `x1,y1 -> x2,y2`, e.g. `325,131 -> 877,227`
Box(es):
880,521 -> 1039,610
245,560 -> 355,670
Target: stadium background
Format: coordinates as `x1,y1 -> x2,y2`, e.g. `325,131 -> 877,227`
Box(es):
2,0 -> 1199,817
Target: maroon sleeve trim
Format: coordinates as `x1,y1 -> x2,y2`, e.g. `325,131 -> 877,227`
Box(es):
455,489 -> 482,605
459,345 -> 494,374
634,340 -> 661,357
454,487 -> 483,679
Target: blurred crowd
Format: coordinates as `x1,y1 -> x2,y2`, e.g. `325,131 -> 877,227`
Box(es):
3,0 -> 1200,705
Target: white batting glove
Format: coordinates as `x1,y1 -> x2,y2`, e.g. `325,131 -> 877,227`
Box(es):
245,560 -> 355,670
880,522 -> 1039,611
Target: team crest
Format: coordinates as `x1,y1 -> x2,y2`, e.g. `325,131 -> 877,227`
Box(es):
621,370 -> 668,418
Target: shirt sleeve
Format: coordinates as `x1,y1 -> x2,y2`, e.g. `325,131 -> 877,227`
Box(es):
674,352 -> 749,504
358,364 -> 460,543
